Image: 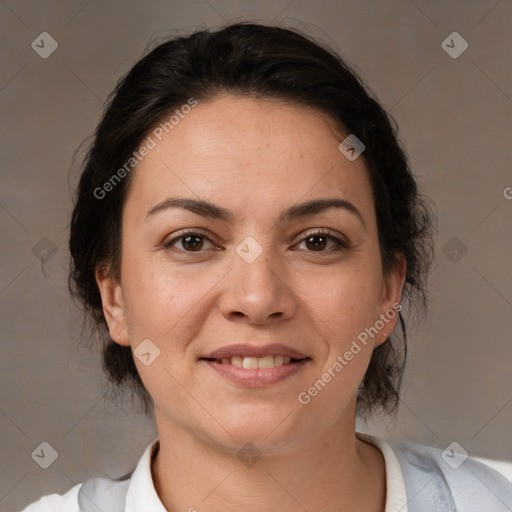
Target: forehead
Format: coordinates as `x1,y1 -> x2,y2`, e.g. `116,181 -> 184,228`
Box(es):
125,94 -> 374,224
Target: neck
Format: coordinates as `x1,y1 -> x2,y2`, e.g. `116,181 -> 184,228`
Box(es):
151,410 -> 386,512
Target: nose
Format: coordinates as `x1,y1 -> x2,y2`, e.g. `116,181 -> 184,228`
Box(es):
218,244 -> 297,325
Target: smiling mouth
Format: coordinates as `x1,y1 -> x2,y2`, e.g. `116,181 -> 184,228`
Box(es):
201,355 -> 311,369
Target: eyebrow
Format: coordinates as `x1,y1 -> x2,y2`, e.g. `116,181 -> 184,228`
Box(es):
145,196 -> 366,230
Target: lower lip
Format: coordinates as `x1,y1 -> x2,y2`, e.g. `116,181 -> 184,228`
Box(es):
202,359 -> 310,387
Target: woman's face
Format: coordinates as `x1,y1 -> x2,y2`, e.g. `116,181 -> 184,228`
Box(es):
97,93 -> 405,453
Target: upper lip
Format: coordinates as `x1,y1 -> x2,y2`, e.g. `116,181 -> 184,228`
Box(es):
202,343 -> 309,360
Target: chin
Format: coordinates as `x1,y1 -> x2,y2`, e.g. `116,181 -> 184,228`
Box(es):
209,405 -> 304,453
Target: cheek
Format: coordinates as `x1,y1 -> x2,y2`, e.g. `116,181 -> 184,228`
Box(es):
121,256 -> 199,334
122,261 -> 209,410
303,259 -> 383,341
120,254 -> 229,368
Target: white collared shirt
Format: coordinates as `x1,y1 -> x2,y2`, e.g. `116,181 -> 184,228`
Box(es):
20,433 -> 512,511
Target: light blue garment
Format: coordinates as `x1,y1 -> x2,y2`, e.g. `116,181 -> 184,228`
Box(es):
78,473 -> 130,512
388,440 -> 512,511
75,440 -> 512,511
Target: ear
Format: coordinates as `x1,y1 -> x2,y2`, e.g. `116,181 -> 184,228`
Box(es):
375,254 -> 407,347
95,266 -> 130,347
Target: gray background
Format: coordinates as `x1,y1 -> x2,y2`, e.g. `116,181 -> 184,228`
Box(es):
1,0 -> 511,510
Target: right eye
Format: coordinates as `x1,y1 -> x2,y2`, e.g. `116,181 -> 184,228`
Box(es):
163,230 -> 217,252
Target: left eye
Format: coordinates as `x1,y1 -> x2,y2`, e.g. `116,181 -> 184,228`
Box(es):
295,231 -> 347,252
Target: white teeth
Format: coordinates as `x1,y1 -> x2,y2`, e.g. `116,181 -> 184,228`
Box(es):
258,355 -> 275,369
218,355 -> 296,368
242,357 -> 259,369
231,356 -> 243,368
274,355 -> 284,367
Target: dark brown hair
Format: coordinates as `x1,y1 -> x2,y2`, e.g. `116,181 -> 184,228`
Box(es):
69,21 -> 435,419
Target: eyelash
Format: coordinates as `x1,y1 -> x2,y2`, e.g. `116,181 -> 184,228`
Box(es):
163,228 -> 350,254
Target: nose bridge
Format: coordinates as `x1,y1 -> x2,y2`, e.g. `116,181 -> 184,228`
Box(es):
219,236 -> 295,323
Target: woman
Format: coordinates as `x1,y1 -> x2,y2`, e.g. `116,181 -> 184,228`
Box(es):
22,21 -> 512,512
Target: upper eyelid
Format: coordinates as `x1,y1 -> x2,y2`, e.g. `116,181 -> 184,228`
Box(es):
163,228 -> 216,247
296,229 -> 350,249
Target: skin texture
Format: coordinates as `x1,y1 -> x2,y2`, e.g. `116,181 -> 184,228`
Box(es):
96,93 -> 406,512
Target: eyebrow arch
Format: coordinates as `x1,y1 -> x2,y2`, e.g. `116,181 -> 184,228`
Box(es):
145,197 -> 366,230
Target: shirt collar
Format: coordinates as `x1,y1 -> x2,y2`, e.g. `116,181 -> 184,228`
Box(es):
356,432 -> 409,512
125,437 -> 166,512
124,434 -> 408,512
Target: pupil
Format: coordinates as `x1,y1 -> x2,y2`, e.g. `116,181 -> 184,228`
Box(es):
183,235 -> 203,251
307,235 -> 327,251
